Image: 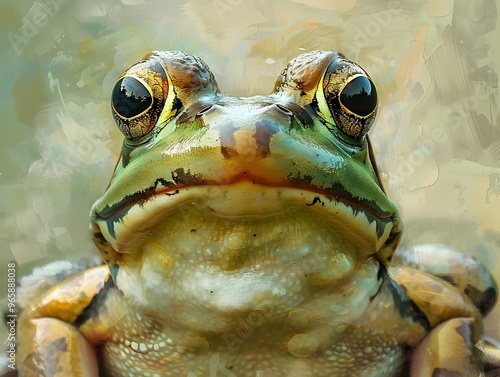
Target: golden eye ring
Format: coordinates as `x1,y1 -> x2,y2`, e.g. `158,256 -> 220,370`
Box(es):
320,57 -> 378,140
111,57 -> 168,140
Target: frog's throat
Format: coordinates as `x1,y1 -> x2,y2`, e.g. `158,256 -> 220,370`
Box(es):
91,181 -> 400,263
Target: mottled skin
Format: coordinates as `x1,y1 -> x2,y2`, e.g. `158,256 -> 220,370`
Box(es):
16,51 -> 499,376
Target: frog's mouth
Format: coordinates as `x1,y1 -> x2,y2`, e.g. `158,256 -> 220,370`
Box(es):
91,180 -> 400,263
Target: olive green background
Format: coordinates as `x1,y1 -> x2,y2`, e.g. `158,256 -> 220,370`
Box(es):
1,0 -> 499,370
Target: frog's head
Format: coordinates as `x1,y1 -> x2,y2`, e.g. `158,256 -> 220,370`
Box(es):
90,50 -> 401,322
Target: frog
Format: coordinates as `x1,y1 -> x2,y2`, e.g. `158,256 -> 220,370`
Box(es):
16,50 -> 500,377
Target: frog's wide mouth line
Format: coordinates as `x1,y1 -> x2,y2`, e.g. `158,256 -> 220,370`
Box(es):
91,181 -> 397,255
93,178 -> 396,222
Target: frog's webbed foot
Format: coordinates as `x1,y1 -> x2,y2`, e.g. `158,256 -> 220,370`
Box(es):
389,264 -> 497,376
394,244 -> 500,375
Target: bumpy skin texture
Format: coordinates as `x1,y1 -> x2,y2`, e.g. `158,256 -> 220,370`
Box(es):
16,51 -> 499,377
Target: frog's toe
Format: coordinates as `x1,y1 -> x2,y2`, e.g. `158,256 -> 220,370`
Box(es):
410,317 -> 483,377
481,337 -> 500,373
19,318 -> 98,377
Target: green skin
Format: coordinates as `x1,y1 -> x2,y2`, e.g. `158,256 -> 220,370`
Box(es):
17,50 -> 498,377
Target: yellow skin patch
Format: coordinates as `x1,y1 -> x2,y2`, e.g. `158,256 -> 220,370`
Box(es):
26,266 -> 110,322
17,51 -> 499,376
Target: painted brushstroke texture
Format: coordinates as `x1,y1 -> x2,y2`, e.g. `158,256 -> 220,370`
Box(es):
0,0 -> 499,357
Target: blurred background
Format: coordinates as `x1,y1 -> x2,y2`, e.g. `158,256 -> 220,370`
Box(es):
1,0 -> 499,368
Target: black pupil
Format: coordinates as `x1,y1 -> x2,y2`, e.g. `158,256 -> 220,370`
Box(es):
112,77 -> 152,118
340,76 -> 377,116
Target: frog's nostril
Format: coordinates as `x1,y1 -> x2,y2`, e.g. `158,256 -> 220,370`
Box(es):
275,104 -> 294,117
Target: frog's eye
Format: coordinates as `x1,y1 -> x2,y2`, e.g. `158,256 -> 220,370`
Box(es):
340,76 -> 377,117
321,57 -> 378,140
111,57 -> 168,140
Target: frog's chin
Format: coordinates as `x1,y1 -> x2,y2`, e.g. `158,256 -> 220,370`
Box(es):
115,252 -> 382,334
93,181 -> 394,329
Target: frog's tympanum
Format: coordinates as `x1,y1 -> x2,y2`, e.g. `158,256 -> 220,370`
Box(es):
18,51 -> 500,377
